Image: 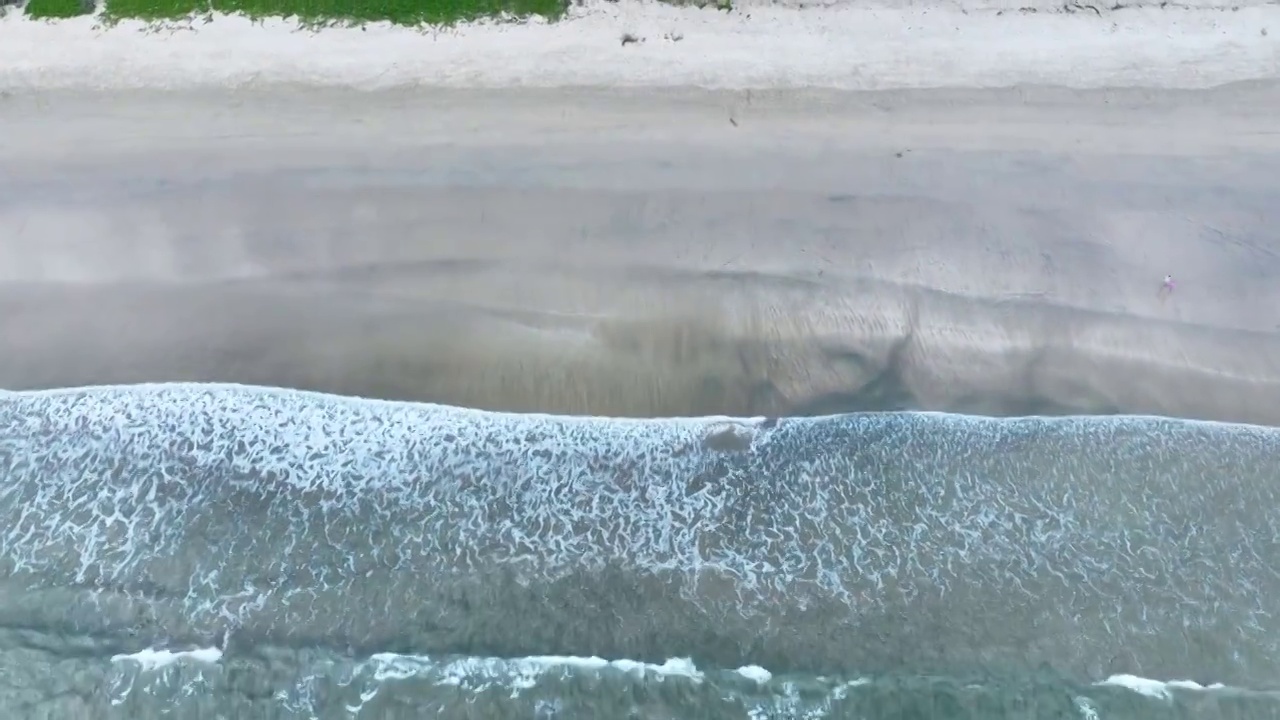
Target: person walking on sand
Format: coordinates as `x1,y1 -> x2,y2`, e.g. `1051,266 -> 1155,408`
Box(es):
1157,274 -> 1175,302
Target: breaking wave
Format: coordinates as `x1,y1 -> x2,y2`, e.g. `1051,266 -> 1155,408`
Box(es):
0,382 -> 1278,717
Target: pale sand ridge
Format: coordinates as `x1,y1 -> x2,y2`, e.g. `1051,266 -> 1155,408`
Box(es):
0,0 -> 1277,90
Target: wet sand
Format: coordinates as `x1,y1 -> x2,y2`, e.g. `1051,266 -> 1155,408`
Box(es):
2,85 -> 1280,422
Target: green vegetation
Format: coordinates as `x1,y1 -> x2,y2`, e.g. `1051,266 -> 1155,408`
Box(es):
102,0 -> 565,25
25,0 -> 95,17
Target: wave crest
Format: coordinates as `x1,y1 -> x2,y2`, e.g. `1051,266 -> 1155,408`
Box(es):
0,383 -> 1277,686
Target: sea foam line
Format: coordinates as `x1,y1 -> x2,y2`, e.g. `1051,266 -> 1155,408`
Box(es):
5,380 -> 1278,434
102,645 -> 1279,720
110,647 -> 224,672
106,646 -> 1258,699
1097,674 -> 1226,698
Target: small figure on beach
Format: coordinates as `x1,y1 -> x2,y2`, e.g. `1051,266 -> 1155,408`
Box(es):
1157,274 -> 1175,302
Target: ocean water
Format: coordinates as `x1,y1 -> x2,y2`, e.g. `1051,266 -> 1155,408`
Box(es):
0,383 -> 1278,719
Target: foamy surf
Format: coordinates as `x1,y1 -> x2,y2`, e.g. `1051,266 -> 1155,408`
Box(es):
1,382 -> 1278,717
98,647 -> 1275,719
1096,674 -> 1226,698
110,646 -> 225,672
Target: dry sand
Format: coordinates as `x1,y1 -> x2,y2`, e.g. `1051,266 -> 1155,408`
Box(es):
1,0 -> 1277,90
3,84 -> 1280,422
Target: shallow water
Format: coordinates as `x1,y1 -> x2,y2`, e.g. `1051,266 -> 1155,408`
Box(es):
11,646 -> 1280,720
0,383 -> 1278,718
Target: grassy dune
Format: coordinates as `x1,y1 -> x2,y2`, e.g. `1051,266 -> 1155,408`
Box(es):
14,0 -> 729,23
98,0 -> 565,23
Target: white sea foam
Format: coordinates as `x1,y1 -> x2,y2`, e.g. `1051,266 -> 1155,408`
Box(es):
93,644 -> 1275,718
353,655 -> 1252,719
1074,696 -> 1101,720
368,652 -> 705,684
736,665 -> 773,683
337,653 -> 713,714
110,646 -> 223,672
1096,674 -> 1226,698
360,653 -> 1254,699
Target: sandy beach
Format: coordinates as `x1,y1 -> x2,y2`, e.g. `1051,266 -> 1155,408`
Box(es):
3,82 -> 1279,423
4,8 -> 1280,715
1,0 -> 1277,90
2,1 -> 1280,423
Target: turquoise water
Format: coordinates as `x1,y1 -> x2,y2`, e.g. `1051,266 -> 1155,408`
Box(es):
0,383 -> 1277,718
